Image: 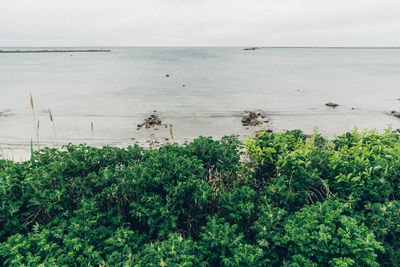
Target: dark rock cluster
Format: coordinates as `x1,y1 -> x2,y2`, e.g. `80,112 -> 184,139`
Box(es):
391,110 -> 400,118
325,102 -> 339,108
241,111 -> 268,126
137,112 -> 165,130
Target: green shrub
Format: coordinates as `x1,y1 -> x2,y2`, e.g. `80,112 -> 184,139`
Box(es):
274,136 -> 332,210
244,129 -> 307,187
328,129 -> 400,208
184,136 -> 241,174
133,233 -> 202,266
199,215 -> 263,266
1,130 -> 400,265
361,201 -> 400,266
282,200 -> 384,266
252,196 -> 287,265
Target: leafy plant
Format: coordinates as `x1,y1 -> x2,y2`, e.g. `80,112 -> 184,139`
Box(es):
282,200 -> 383,266
1,130 -> 400,265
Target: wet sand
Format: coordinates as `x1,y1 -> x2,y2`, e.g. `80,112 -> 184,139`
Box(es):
2,108 -> 400,161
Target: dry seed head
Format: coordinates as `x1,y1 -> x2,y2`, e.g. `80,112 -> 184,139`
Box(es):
48,109 -> 53,122
29,92 -> 34,109
169,124 -> 174,141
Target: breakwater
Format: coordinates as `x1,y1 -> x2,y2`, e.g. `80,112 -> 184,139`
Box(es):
0,49 -> 111,53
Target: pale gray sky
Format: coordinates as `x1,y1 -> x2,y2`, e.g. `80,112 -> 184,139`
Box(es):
0,0 -> 399,46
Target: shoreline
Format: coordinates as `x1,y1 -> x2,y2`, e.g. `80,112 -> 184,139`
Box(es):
1,109 -> 400,161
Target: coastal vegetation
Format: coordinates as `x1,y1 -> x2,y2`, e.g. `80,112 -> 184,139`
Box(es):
1,128 -> 400,265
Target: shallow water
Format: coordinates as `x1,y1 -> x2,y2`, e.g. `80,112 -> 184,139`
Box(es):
1,47 -> 400,160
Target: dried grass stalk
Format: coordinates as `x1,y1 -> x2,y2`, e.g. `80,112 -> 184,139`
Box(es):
30,91 -> 40,150
90,121 -> 94,138
169,124 -> 174,141
48,108 -> 58,146
192,113 -> 198,124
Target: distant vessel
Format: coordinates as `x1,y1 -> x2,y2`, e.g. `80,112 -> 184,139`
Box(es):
243,47 -> 260,51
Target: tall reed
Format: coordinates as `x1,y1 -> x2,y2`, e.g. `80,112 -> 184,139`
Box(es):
30,138 -> 34,162
91,121 -> 94,138
169,124 -> 174,142
48,108 -> 58,146
192,113 -> 198,124
30,92 -> 40,150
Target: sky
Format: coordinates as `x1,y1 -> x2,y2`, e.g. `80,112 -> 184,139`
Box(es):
0,0 -> 399,47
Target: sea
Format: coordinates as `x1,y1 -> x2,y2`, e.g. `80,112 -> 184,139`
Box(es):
1,47 -> 400,160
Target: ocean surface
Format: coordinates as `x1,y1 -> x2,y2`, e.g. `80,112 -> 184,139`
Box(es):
1,47 -> 400,160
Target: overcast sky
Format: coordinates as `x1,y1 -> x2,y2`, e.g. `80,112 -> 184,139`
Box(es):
0,0 -> 399,46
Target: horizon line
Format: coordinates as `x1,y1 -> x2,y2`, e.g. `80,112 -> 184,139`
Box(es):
1,45 -> 400,49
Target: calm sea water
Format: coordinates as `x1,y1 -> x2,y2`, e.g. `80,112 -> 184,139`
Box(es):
1,47 -> 400,159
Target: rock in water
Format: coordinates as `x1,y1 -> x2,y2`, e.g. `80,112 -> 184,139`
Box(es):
241,115 -> 251,126
137,112 -> 164,130
249,112 -> 257,118
391,110 -> 400,118
241,111 -> 268,126
326,102 -> 339,108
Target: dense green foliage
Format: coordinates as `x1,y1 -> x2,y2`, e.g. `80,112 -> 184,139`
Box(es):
1,129 -> 400,266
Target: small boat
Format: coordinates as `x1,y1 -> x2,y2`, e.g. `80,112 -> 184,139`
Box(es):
243,47 -> 259,51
